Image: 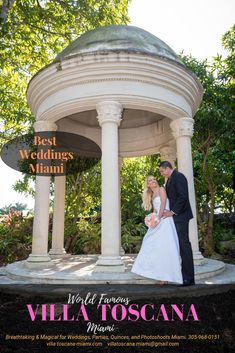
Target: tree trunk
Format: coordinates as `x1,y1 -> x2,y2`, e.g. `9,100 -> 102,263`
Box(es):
200,143 -> 216,256
204,191 -> 216,256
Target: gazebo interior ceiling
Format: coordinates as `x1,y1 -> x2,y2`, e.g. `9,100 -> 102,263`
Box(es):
58,109 -> 166,129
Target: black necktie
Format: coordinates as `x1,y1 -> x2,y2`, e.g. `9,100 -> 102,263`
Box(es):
166,177 -> 171,188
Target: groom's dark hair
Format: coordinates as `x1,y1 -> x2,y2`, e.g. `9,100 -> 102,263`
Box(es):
159,161 -> 173,169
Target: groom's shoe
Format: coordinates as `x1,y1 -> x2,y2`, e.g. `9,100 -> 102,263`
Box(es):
179,280 -> 195,287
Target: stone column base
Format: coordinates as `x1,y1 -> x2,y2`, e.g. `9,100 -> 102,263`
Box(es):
49,248 -> 68,258
94,256 -> 126,272
193,251 -> 208,266
25,254 -> 53,269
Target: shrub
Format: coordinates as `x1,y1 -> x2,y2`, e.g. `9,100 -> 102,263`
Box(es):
75,217 -> 101,254
213,223 -> 235,254
121,218 -> 146,253
0,210 -> 33,265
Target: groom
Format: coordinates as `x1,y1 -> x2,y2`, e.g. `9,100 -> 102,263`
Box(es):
159,161 -> 195,286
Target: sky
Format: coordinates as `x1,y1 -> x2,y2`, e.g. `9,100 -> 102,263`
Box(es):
0,0 -> 234,210
129,0 -> 235,59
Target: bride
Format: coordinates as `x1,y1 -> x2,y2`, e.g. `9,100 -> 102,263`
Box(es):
131,175 -> 183,284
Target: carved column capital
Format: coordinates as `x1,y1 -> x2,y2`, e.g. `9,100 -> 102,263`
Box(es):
170,117 -> 194,139
96,101 -> 122,126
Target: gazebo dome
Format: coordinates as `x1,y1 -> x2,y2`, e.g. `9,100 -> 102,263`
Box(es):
54,25 -> 183,66
27,24 -> 203,158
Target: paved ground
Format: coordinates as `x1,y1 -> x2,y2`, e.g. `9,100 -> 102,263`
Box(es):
0,262 -> 234,298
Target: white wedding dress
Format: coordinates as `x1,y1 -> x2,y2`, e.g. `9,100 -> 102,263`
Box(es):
131,196 -> 183,284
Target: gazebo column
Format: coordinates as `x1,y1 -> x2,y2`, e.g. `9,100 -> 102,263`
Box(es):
119,156 -> 125,256
49,176 -> 67,257
170,118 -> 205,265
95,101 -> 125,272
26,121 -> 57,268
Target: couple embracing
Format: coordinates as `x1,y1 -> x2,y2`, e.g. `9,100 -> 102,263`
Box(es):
131,161 -> 195,286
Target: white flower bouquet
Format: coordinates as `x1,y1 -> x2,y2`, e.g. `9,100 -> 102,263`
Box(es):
144,212 -> 160,228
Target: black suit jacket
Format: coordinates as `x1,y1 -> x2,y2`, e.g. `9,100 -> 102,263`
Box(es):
165,170 -> 193,223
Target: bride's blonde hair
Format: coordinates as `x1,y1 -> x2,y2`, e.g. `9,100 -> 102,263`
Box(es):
142,175 -> 159,211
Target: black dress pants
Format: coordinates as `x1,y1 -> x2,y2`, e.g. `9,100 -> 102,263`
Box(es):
174,221 -> 195,282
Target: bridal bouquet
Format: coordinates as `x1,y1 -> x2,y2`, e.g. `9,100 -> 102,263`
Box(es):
144,213 -> 160,228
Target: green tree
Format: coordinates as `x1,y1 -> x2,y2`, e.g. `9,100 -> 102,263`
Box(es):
180,25 -> 235,255
64,160 -> 101,253
0,0 -> 130,146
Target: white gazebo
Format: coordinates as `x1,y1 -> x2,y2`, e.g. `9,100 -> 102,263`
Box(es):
25,24 -> 206,272
4,23 -> 227,284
